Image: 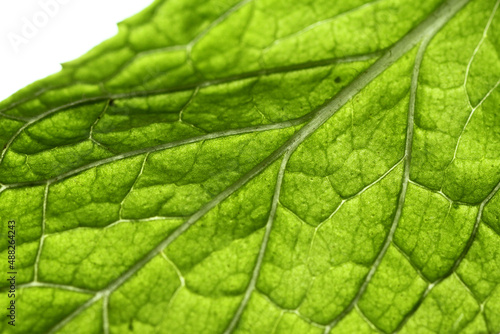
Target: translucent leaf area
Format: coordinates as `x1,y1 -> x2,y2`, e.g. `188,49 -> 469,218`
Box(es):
1,0 -> 500,333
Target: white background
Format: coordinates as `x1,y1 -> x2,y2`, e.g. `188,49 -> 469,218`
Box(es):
0,0 -> 154,101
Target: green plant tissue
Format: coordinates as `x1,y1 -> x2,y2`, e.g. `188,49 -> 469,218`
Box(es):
0,0 -> 500,333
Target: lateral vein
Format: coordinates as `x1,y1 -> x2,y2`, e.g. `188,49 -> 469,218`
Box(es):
223,149 -> 291,334
324,31 -> 430,333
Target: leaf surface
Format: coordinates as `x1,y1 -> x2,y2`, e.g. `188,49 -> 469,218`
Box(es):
1,0 -> 500,333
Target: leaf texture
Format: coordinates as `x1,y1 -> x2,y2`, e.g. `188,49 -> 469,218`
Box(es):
1,0 -> 500,333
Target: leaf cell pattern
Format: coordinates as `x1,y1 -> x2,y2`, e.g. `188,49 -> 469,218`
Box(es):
0,0 -> 500,333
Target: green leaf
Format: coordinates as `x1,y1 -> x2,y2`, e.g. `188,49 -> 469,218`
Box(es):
1,0 -> 499,333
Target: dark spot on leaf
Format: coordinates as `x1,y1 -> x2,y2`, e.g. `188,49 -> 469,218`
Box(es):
334,76 -> 342,83
109,99 -> 115,107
